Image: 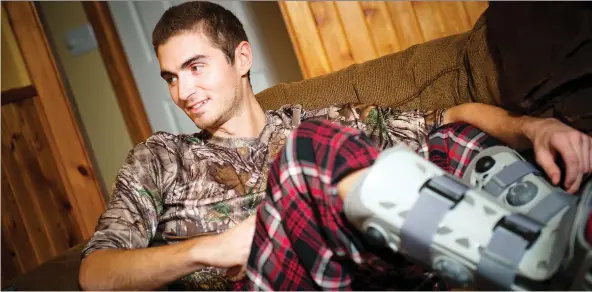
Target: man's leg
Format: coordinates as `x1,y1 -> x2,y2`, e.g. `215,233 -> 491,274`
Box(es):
241,120 -> 503,291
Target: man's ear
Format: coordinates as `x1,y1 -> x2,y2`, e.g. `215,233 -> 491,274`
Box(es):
234,41 -> 252,77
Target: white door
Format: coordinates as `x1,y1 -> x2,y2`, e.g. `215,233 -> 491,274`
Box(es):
108,1 -> 280,135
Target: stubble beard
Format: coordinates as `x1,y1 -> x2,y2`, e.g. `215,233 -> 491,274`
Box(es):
197,85 -> 243,132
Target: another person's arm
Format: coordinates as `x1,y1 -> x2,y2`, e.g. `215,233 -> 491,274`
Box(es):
305,102 -> 590,193
444,102 -> 591,193
79,140 -> 254,291
442,103 -> 534,150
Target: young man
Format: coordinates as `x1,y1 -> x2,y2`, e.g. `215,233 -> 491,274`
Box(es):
78,1 -> 592,290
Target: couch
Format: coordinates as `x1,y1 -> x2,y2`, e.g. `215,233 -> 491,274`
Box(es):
3,5 -> 588,289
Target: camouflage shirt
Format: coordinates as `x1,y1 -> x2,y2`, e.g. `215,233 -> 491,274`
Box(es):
81,103 -> 445,290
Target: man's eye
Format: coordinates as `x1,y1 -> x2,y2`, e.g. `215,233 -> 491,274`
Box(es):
166,76 -> 177,85
191,64 -> 203,73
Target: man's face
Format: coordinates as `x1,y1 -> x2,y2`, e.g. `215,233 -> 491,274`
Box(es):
157,31 -> 243,131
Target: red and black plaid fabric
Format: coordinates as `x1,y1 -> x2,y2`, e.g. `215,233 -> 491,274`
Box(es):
235,120 -> 502,291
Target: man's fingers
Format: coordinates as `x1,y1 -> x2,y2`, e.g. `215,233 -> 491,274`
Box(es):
557,135 -> 581,190
567,173 -> 583,194
535,147 -> 560,185
583,134 -> 591,173
573,132 -> 585,172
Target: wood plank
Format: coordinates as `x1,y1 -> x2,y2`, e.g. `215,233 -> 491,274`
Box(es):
359,1 -> 400,56
1,85 -> 37,106
279,1 -> 331,78
412,2 -> 472,42
82,1 -> 153,145
437,2 -> 472,33
334,1 -> 377,63
463,2 -> 489,26
386,1 -> 425,50
309,2 -> 354,72
17,97 -> 83,250
1,104 -> 56,262
4,2 -> 106,239
412,2 -> 447,41
0,162 -> 40,273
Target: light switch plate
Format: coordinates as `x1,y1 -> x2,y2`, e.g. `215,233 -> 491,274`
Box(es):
65,23 -> 98,56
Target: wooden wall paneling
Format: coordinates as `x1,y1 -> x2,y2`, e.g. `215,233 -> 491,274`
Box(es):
82,1 -> 153,145
279,1 -> 331,79
1,98 -> 83,276
412,2 -> 472,42
334,1 -> 377,63
17,97 -> 83,249
412,2 -> 450,41
0,157 -> 40,274
1,90 -> 83,281
4,2 -> 106,239
463,2 -> 489,26
436,2 -> 472,33
308,2 -> 355,72
1,104 -> 60,262
359,1 -> 400,56
386,2 -> 425,50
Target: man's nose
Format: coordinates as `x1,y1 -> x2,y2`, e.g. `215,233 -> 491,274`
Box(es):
178,77 -> 196,101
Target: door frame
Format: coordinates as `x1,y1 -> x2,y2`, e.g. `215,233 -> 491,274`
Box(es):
3,1 -> 106,239
82,1 -> 153,145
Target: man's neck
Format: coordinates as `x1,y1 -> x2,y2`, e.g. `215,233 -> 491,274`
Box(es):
208,93 -> 266,139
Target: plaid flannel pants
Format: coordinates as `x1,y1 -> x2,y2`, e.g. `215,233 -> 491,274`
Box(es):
236,120 -> 503,290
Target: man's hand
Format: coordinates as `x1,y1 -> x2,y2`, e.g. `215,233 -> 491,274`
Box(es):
521,117 -> 592,193
202,215 -> 256,272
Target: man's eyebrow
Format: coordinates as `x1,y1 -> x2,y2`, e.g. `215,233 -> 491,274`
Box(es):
180,54 -> 208,70
160,55 -> 208,79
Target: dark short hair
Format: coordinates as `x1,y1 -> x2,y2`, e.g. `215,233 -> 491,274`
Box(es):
152,1 -> 249,68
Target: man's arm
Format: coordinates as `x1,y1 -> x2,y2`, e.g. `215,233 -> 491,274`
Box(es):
80,235 -> 211,290
443,102 -> 591,193
79,216 -> 255,291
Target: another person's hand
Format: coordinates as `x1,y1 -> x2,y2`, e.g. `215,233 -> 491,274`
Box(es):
203,215 -> 256,271
522,117 -> 591,193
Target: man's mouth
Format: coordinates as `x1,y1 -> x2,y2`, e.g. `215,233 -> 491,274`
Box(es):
187,98 -> 210,113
